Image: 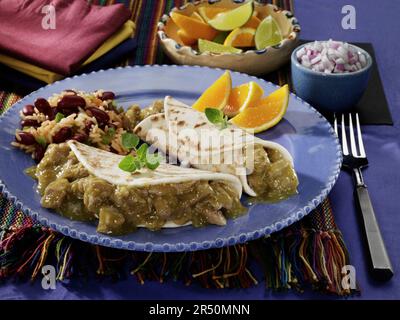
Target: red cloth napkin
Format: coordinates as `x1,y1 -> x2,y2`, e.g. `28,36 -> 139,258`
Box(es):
0,0 -> 130,75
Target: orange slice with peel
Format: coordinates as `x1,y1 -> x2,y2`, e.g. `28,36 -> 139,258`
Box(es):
223,27 -> 256,47
244,15 -> 261,29
177,29 -> 196,46
230,85 -> 289,133
224,81 -> 264,117
191,11 -> 205,22
177,12 -> 205,45
170,12 -> 217,41
192,71 -> 232,112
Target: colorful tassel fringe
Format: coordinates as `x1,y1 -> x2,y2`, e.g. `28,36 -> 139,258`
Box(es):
0,201 -> 358,296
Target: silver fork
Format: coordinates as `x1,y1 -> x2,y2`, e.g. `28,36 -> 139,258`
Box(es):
335,113 -> 393,281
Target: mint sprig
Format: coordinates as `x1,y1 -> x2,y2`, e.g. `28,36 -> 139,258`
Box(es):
118,132 -> 162,173
121,132 -> 139,150
205,108 -> 229,130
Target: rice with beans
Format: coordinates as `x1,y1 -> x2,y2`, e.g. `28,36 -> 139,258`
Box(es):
13,89 -> 164,162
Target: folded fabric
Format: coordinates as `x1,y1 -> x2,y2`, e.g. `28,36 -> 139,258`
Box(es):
0,20 -> 135,83
0,0 -> 131,74
0,38 -> 137,93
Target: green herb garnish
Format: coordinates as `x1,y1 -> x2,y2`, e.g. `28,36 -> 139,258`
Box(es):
205,108 -> 229,130
145,153 -> 163,170
102,127 -> 116,145
118,154 -> 138,172
55,112 -> 65,123
35,136 -> 47,147
121,132 -> 139,150
118,133 -> 162,173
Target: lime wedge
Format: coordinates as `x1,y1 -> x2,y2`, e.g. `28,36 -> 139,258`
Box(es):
213,32 -> 230,44
255,16 -> 282,50
207,1 -> 254,31
198,39 -> 243,54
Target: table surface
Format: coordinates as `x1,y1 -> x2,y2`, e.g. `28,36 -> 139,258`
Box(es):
1,0 -> 399,300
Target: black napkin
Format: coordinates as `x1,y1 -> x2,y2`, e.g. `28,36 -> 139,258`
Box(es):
291,40 -> 393,125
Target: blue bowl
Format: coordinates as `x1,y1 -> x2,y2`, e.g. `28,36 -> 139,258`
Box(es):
291,42 -> 372,112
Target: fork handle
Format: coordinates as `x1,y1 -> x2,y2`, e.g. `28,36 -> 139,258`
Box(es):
355,184 -> 393,281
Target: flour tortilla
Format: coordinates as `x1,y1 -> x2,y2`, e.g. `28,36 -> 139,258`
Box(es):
134,96 -> 295,196
67,140 -> 242,227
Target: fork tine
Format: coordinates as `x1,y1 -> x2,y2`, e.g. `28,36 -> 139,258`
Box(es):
356,113 -> 366,157
349,113 -> 358,157
333,113 -> 338,136
341,114 -> 349,155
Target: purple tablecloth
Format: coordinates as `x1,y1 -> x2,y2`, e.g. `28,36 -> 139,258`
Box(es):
1,0 -> 399,300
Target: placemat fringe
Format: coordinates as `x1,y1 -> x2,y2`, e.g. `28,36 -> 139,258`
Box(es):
0,215 -> 357,296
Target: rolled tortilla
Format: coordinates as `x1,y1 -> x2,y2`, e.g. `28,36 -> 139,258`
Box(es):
134,96 -> 296,197
68,140 -> 243,227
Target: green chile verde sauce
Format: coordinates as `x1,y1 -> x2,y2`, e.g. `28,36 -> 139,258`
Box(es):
26,142 -> 298,235
31,143 -> 245,235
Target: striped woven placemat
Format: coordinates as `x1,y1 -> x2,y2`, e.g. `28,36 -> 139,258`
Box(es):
0,0 -> 356,295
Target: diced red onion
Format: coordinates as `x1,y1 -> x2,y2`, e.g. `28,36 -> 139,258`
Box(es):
297,39 -> 367,73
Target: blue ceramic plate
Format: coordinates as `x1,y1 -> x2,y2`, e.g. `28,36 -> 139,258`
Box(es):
0,65 -> 342,252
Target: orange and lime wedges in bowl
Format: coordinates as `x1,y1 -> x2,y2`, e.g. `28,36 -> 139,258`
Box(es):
158,0 -> 300,75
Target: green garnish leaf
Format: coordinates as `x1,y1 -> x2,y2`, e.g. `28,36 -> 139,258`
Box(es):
136,143 -> 148,161
35,136 -> 47,147
119,138 -> 162,173
205,108 -> 224,124
145,152 -> 162,170
205,108 -> 229,130
101,127 -> 116,145
221,115 -> 229,129
55,112 -> 65,123
118,154 -> 138,172
121,132 -> 139,150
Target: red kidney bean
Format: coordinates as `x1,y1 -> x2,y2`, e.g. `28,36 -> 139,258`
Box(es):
71,132 -> 88,143
47,107 -> 59,120
34,98 -> 50,115
60,107 -> 78,116
16,132 -> 36,145
84,120 -> 94,134
22,105 -> 35,116
33,145 -> 46,162
21,119 -> 40,128
57,95 -> 86,110
52,127 -> 72,143
106,123 -> 117,130
100,91 -> 115,101
86,107 -> 109,126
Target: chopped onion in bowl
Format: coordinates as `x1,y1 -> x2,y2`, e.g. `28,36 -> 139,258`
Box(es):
296,39 -> 368,74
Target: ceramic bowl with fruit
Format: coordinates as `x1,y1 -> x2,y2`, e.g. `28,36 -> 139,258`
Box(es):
157,0 -> 300,76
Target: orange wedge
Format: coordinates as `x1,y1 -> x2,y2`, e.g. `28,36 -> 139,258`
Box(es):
224,81 -> 264,117
192,71 -> 232,112
170,12 -> 217,41
230,85 -> 289,133
191,11 -> 205,22
224,27 -> 256,47
177,29 -> 196,46
244,15 -> 261,29
177,12 -> 204,46
198,6 -> 229,22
